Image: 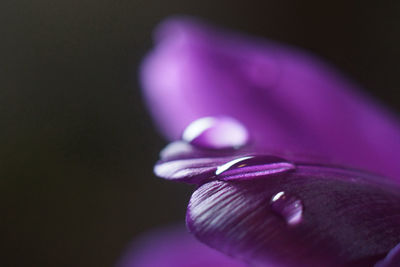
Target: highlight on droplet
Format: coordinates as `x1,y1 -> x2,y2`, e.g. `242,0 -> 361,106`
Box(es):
215,155 -> 295,181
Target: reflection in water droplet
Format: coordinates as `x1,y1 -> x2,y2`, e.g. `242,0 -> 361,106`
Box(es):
215,155 -> 295,181
215,156 -> 253,175
270,191 -> 303,226
181,116 -> 249,150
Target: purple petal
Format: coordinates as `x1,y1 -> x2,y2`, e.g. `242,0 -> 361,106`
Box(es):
155,141 -> 295,184
186,165 -> 400,266
154,155 -> 230,184
141,17 -> 400,179
116,225 -> 247,267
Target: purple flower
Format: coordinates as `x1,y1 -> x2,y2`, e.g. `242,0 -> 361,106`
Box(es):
156,131 -> 400,266
129,17 -> 400,266
142,17 -> 400,180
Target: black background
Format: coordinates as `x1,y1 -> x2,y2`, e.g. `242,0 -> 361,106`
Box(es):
1,1 -> 400,266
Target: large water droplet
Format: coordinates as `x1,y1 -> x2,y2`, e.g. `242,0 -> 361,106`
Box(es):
215,155 -> 295,181
182,116 -> 249,150
270,191 -> 303,226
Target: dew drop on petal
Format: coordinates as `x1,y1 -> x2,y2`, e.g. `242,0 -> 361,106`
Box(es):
215,155 -> 295,181
270,191 -> 303,226
182,116 -> 249,150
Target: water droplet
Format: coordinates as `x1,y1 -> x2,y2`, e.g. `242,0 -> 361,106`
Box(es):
182,116 -> 249,150
215,155 -> 295,181
159,141 -> 194,160
270,191 -> 303,226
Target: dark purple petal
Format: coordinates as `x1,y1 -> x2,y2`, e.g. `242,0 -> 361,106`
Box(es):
116,225 -> 247,267
186,165 -> 400,266
142,17 -> 400,179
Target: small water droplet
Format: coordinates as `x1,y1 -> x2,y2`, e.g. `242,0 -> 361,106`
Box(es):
182,116 -> 249,150
270,191 -> 303,226
215,155 -> 295,181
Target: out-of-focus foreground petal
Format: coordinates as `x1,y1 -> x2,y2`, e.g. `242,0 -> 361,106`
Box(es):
186,164 -> 400,267
116,224 -> 247,267
141,17 -> 400,179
